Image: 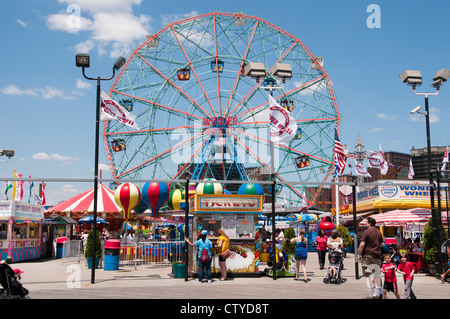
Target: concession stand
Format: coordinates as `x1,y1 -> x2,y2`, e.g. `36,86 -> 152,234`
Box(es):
187,194 -> 263,276
0,200 -> 45,263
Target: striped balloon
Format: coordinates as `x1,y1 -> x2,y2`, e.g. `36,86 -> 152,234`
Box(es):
142,182 -> 169,218
238,183 -> 264,195
114,183 -> 141,220
196,178 -> 223,195
168,189 -> 185,210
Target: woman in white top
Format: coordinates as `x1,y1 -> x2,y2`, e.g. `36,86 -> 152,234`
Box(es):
327,230 -> 343,253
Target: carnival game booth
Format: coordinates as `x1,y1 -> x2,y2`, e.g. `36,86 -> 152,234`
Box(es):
0,201 -> 44,263
187,193 -> 264,276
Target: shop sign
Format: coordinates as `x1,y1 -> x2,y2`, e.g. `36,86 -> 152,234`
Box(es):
331,205 -> 350,216
195,195 -> 262,212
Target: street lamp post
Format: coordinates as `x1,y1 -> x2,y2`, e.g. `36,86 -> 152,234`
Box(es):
75,53 -> 125,284
244,62 -> 292,280
400,68 -> 450,278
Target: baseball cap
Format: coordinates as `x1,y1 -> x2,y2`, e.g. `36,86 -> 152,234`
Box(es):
201,230 -> 208,235
13,269 -> 23,274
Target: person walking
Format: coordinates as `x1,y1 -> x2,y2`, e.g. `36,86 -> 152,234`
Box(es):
381,254 -> 400,299
290,230 -> 309,282
397,253 -> 417,299
215,229 -> 230,281
185,230 -> 213,283
358,216 -> 384,299
315,229 -> 328,270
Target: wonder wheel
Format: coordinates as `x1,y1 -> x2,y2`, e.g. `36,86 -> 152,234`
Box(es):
104,12 -> 341,206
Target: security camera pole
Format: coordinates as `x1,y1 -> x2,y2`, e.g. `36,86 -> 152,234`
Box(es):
400,69 -> 450,278
76,53 -> 126,284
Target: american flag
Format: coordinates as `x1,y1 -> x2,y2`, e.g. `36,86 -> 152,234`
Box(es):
334,128 -> 347,177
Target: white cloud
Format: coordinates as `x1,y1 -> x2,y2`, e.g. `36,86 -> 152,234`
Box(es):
160,11 -> 199,27
377,113 -> 398,121
76,78 -> 92,89
2,85 -> 38,96
2,85 -> 73,100
368,127 -> 383,133
32,152 -> 79,165
48,0 -> 151,57
46,11 -> 94,34
16,19 -> 28,27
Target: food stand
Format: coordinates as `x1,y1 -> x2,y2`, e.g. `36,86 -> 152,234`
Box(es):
0,201 -> 44,263
187,194 -> 263,276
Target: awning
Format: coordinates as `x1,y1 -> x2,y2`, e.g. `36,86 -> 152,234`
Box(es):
286,213 -> 318,222
53,216 -> 78,225
340,211 -> 376,222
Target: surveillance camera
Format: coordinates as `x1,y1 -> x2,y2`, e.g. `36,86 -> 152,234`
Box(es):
410,106 -> 421,114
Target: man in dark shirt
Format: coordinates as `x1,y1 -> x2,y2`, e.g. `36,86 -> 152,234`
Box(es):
358,216 -> 384,299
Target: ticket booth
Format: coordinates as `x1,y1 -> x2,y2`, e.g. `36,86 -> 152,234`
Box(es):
187,194 -> 263,276
0,201 -> 44,263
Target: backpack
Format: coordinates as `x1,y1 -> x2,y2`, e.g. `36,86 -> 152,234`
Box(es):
441,239 -> 450,254
200,248 -> 210,263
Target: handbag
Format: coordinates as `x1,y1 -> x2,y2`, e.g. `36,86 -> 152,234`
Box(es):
220,249 -> 231,260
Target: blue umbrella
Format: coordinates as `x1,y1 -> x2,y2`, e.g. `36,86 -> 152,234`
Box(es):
78,215 -> 108,224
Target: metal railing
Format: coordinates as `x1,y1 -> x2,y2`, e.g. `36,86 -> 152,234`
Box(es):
118,241 -> 185,269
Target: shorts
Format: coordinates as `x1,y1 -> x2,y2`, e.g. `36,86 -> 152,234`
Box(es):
383,281 -> 398,294
295,255 -> 307,261
361,256 -> 381,277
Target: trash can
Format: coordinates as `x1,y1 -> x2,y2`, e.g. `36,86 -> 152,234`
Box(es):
172,262 -> 185,278
56,237 -> 67,259
104,239 -> 121,271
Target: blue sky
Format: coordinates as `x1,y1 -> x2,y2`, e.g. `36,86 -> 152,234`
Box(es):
1,0 -> 449,205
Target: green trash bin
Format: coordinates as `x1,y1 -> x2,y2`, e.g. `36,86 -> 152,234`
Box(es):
172,263 -> 185,278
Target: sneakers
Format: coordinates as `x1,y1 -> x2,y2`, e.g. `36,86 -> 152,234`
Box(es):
208,280 -> 212,283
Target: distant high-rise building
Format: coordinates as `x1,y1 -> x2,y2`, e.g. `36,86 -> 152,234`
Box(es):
410,146 -> 448,180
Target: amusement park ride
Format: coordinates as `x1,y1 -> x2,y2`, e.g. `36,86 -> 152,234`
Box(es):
103,12 -> 341,207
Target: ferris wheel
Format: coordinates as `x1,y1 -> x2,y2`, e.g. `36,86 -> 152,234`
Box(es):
104,12 -> 341,206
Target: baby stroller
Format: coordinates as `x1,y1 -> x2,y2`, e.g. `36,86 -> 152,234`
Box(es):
0,262 -> 30,299
323,251 -> 344,284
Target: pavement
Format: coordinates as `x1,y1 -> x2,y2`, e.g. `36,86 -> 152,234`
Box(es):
11,253 -> 450,301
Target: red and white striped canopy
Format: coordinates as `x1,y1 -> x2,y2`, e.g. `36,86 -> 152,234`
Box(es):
46,184 -> 123,214
360,208 -> 449,227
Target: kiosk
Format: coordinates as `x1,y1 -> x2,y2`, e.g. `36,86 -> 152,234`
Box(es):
187,194 -> 263,276
0,201 -> 44,262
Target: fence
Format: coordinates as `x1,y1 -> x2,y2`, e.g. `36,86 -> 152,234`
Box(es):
119,240 -> 185,269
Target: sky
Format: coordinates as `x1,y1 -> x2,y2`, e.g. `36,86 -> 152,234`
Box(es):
1,0 -> 449,206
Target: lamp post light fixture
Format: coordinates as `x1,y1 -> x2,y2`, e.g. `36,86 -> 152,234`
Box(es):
0,149 -> 15,162
401,68 -> 450,278
75,53 -> 126,284
246,61 -> 293,279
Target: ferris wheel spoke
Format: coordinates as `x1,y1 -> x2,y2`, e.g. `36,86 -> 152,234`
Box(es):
222,19 -> 259,117
111,89 -> 204,121
135,53 -> 213,118
115,130 -> 206,179
170,25 -> 217,118
235,75 -> 327,123
231,131 -> 308,204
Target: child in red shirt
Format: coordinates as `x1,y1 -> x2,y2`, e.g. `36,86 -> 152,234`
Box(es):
381,254 -> 400,299
397,253 -> 417,299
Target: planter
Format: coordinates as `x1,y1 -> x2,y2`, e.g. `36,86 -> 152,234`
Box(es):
172,263 -> 185,278
87,256 -> 101,269
260,252 -> 270,262
427,263 -> 436,276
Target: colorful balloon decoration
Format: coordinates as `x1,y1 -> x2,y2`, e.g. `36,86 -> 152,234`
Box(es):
168,189 -> 185,210
114,183 -> 141,221
237,183 -> 264,195
142,182 -> 169,218
196,178 -> 223,195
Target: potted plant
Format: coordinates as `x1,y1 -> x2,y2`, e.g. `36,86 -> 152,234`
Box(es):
282,227 -> 297,276
337,225 -> 353,253
85,230 -> 102,269
423,216 -> 448,276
